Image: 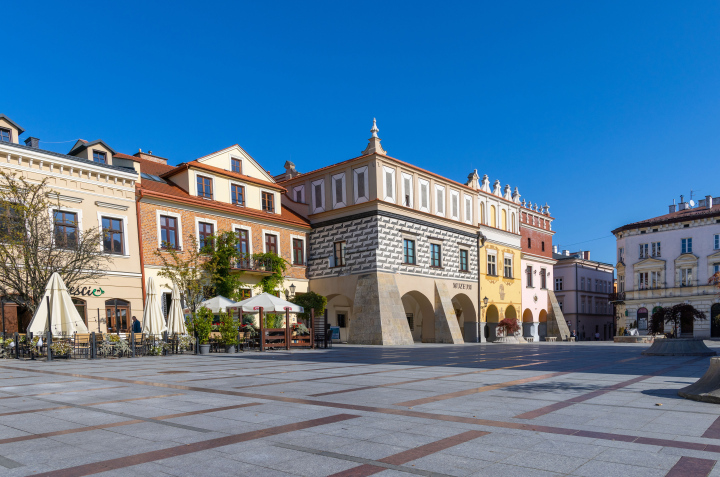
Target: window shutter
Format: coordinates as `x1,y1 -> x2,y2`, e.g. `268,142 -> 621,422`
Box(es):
335,178 -> 343,204
315,184 -> 322,208
437,190 -> 443,213
357,172 -> 365,198
421,184 -> 428,208
386,172 -> 393,198
452,196 -> 458,217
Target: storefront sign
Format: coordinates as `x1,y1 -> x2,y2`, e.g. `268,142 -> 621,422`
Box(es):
330,326 -> 340,340
68,286 -> 105,297
453,283 -> 472,290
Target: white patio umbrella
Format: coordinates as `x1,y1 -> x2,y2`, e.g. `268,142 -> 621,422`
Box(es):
197,295 -> 240,313
166,285 -> 187,335
27,272 -> 89,336
142,277 -> 167,336
235,293 -> 303,313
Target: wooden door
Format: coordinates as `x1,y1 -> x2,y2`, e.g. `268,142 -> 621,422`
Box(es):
106,306 -> 129,333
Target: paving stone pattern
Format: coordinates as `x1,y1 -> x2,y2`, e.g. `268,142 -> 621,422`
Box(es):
0,342 -> 720,476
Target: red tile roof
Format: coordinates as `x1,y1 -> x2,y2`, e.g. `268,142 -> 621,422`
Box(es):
162,161 -> 286,192
612,204 -> 720,234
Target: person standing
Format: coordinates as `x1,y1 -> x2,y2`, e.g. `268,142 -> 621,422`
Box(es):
131,316 -> 142,333
595,331 -> 600,341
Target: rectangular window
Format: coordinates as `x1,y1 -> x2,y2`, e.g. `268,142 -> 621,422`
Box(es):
487,253 -> 497,276
92,151 -> 106,164
681,268 -> 692,286
295,190 -> 302,203
436,189 -> 444,214
619,275 -> 625,292
618,247 -> 624,262
160,215 -> 178,249
460,249 -> 469,272
357,172 -> 366,199
403,177 -> 411,207
452,194 -> 458,218
420,183 -> 428,209
540,268 -> 547,289
403,239 -> 416,265
638,272 -> 649,290
231,158 -> 242,173
581,296 -> 586,313
0,202 -> 22,240
580,277 -> 585,290
265,234 -> 278,254
198,222 -> 214,249
197,175 -> 213,199
53,211 -> 78,249
639,243 -> 648,259
262,192 -> 275,213
292,238 -> 304,265
102,217 -> 124,254
651,271 -> 660,289
385,171 -> 394,200
716,234 -> 720,250
555,277 -> 563,291
314,184 -> 322,209
714,264 -> 720,274
541,241 -> 545,252
503,257 -> 512,278
681,238 -> 692,254
651,242 -> 661,257
335,178 -> 343,205
237,229 -> 250,266
527,238 -> 531,249
231,184 -> 245,206
430,243 -> 442,268
333,241 -> 346,267
525,265 -> 533,286
0,128 -> 10,143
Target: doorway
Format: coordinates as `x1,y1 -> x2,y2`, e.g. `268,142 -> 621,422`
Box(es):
712,304 -> 720,338
105,299 -> 130,333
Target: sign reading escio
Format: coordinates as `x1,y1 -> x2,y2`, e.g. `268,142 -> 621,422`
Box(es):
68,286 -> 105,297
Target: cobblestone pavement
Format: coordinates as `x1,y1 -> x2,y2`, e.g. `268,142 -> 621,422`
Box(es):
0,342 -> 720,476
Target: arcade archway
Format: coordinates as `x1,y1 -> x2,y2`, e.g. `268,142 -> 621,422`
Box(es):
451,293 -> 477,341
522,308 -> 536,339
401,291 -> 435,342
486,304 -> 500,341
538,309 -> 548,340
326,294 -> 353,342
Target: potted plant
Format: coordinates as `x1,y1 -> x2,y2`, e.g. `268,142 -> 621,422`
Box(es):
219,311 -> 239,353
50,340 -> 72,358
194,307 -> 213,355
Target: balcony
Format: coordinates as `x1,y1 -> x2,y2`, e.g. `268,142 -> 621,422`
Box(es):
232,257 -> 275,274
609,291 -> 625,303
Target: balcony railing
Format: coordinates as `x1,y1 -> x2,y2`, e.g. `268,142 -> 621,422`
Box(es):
609,291 -> 625,302
233,257 -> 275,273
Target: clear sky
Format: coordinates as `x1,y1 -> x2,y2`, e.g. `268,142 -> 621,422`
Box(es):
4,1 -> 720,265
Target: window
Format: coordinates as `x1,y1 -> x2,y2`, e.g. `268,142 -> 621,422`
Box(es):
337,313 -> 347,328
159,215 -> 178,249
555,277 -> 563,291
354,167 -> 369,204
651,242 -> 661,257
231,184 -> 245,206
292,238 -> 304,265
487,253 -> 497,276
265,234 -> 278,254
231,158 -> 242,173
383,167 -> 396,202
681,268 -> 692,286
618,247 -> 624,262
464,195 -> 472,223
261,192 -> 275,213
559,301 -> 563,312
430,243 -> 442,268
714,263 -> 720,274
197,175 -> 213,199
638,272 -> 649,290
402,173 -> 412,207
435,185 -> 445,216
527,238 -> 531,249
92,151 -> 106,164
53,211 -> 78,249
681,238 -> 692,254
0,128 -> 10,143
619,275 -> 625,292
102,217 -> 124,254
580,277 -> 585,290
237,229 -> 250,265
419,179 -> 430,212
403,239 -> 416,265
541,241 -> 545,252
357,172 -> 365,199
651,271 -> 660,289
540,268 -> 547,289
525,265 -> 533,286
460,249 -> 469,272
335,177 -> 343,205
581,296 -> 586,313
715,234 -> 719,250
639,243 -> 648,259
333,241 -> 346,267
198,222 -> 214,249
0,202 -> 23,240
451,191 -> 459,220
314,183 -> 323,209
295,189 -> 302,203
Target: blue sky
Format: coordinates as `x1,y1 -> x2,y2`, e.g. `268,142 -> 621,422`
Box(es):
4,1 -> 720,265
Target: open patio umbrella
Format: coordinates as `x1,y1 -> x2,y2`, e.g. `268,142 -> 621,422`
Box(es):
197,295 -> 240,313
27,272 -> 89,336
166,285 -> 187,335
142,277 -> 167,336
235,293 -> 303,313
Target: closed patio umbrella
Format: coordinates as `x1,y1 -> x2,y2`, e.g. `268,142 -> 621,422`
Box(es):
27,273 -> 89,337
142,277 -> 167,336
166,285 -> 186,335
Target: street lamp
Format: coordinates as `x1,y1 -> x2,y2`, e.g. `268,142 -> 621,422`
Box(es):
482,296 -> 489,307
289,283 -> 296,297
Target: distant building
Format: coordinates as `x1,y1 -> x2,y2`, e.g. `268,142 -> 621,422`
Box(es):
552,248 -> 614,340
611,195 -> 720,337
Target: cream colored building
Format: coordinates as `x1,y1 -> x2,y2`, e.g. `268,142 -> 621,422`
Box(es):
0,115 -> 143,333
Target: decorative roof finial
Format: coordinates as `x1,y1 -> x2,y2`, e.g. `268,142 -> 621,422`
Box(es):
362,118 -> 387,155
371,118 -> 379,138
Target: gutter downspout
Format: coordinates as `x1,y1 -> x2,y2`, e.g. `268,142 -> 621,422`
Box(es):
575,261 -> 579,340
477,231 -> 486,343
136,189 -> 147,305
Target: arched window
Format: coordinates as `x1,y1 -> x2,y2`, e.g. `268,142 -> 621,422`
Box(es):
490,205 -> 496,228
105,299 -> 131,333
480,202 -> 485,224
501,210 -> 507,230
637,307 -> 648,331
511,213 -> 516,232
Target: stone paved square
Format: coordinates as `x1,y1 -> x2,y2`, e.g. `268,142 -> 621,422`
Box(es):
0,342 -> 719,476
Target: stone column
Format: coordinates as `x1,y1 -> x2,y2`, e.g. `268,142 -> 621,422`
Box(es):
433,281 -> 465,344
349,273 -> 414,345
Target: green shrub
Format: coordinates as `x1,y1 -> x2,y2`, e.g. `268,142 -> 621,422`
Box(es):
194,307 -> 214,344
218,311 -> 239,345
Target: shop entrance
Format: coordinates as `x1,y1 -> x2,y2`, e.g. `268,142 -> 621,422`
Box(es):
106,299 -> 130,333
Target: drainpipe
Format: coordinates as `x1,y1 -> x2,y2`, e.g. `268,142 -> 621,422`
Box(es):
136,189 -> 147,305
477,231 -> 486,343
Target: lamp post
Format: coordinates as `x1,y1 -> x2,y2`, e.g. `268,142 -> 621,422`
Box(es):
289,283 -> 296,298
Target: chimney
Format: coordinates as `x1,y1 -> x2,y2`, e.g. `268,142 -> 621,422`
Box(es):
24,137 -> 39,148
134,150 -> 168,165
706,195 -> 713,209
669,198 -> 676,214
563,250 -> 570,256
553,245 -> 558,254
584,251 -> 591,260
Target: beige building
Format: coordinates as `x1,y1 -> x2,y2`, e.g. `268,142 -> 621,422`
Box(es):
0,115 -> 143,333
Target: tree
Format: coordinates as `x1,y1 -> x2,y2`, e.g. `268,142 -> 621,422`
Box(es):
201,231 -> 246,301
155,235 -> 208,313
497,317 -> 520,336
710,272 -> 720,294
649,304 -> 707,337
0,171 -> 111,315
254,252 -> 287,294
290,291 -> 327,324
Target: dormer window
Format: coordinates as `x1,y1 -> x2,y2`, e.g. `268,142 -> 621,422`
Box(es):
262,192 -> 275,213
231,158 -> 242,174
231,184 -> 245,206
0,128 -> 10,143
93,151 -> 107,164
197,175 -> 213,199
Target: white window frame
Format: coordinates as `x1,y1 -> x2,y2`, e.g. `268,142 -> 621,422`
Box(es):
651,241 -> 661,257
450,190 -> 460,221
353,166 -> 369,204
331,172 -> 347,209
401,172 -> 413,208
681,238 -> 692,254
487,250 -> 497,276
233,224 -> 253,256
290,234 -> 305,266
230,155 -> 245,174
418,178 -> 430,213
555,277 -> 563,291
464,194 -> 473,224
292,185 -> 305,204
503,253 -> 513,279
382,166 -> 396,203
194,217 -> 218,250
434,184 -> 445,217
156,210 -> 183,250
311,179 -> 325,213
262,229 -> 281,256
97,211 -> 130,257
715,234 -> 719,250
